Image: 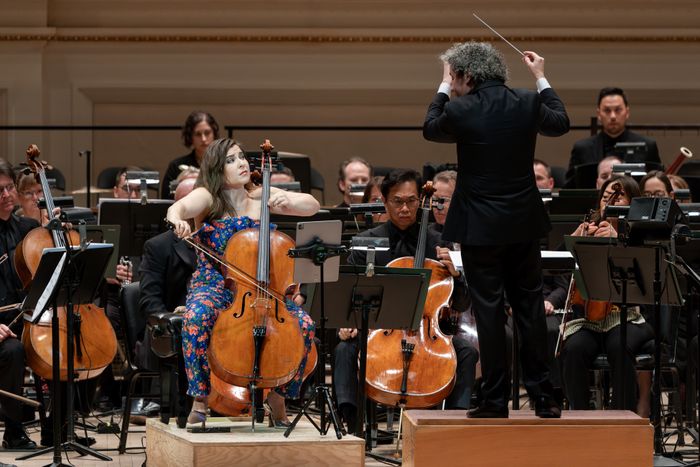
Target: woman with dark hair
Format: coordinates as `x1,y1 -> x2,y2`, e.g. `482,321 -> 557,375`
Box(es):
560,175 -> 655,415
639,170 -> 674,199
166,139 -> 320,427
161,111 -> 220,199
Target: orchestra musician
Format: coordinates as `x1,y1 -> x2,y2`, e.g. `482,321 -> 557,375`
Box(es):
565,87 -> 661,188
335,157 -> 372,207
14,173 -> 46,225
560,175 -> 655,413
161,111 -> 219,199
167,138 -> 320,427
334,169 -> 477,434
0,159 -> 38,450
424,42 -> 569,418
595,155 -> 623,190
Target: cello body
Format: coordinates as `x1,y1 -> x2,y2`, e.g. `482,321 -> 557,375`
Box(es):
14,145 -> 117,381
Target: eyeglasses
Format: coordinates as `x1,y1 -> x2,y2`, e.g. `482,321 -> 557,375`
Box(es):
643,191 -> 668,198
0,183 -> 16,194
387,197 -> 420,208
21,189 -> 43,198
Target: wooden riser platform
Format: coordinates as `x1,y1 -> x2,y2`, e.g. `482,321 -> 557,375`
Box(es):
403,410 -> 653,467
146,418 -> 365,466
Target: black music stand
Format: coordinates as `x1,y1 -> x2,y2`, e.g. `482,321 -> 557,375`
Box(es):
565,236 -> 682,458
17,243 -> 113,466
304,265 -> 430,454
284,220 -> 346,439
97,198 -> 173,256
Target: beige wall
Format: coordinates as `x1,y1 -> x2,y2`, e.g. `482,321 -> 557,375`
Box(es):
1,1 -> 698,204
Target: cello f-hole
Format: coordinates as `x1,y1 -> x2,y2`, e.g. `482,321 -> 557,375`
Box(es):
234,291 -> 252,318
273,299 -> 284,324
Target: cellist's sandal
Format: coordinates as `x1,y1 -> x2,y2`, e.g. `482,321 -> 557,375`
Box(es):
186,399 -> 208,428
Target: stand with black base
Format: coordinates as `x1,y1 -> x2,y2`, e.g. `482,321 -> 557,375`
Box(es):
301,264 -> 430,465
16,242 -> 113,466
285,221 -> 346,439
567,236 -> 683,466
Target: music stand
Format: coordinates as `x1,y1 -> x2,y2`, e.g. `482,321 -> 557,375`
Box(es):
284,220 -> 345,439
98,198 -> 173,256
304,265 -> 431,451
17,243 -> 113,466
565,235 -> 682,458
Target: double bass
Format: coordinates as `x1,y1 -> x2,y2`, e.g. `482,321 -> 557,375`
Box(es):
365,182 -> 457,408
14,144 -> 117,381
207,140 -> 306,401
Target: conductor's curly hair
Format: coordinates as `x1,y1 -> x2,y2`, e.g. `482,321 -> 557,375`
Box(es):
440,42 -> 508,86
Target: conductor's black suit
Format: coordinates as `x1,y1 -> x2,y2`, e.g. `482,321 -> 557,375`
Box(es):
424,80 -> 570,411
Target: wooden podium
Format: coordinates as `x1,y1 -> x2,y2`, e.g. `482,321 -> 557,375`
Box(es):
402,410 -> 652,467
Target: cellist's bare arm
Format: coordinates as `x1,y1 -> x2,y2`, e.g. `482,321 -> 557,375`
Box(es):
166,187 -> 213,238
265,187 -> 320,216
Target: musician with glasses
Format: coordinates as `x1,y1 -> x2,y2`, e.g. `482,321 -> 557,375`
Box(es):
0,159 -> 37,450
14,173 -> 46,225
333,169 -> 477,434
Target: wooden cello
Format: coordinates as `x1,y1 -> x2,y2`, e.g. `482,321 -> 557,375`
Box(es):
365,182 -> 457,408
207,140 -> 306,396
14,144 -> 118,381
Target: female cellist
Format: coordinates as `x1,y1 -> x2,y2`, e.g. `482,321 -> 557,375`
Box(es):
560,175 -> 655,415
167,138 -> 319,427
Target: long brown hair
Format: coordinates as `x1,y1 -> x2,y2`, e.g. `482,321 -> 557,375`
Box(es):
197,138 -> 247,221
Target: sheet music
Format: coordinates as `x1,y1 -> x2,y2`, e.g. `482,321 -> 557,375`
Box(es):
30,251 -> 66,323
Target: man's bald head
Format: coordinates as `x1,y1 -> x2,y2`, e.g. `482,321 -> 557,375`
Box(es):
174,177 -> 197,201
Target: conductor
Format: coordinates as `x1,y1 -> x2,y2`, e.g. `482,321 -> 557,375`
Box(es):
423,42 -> 570,418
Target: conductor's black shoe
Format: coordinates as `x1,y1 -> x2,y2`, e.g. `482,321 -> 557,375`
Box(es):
467,405 -> 508,418
534,395 -> 561,418
2,431 -> 37,450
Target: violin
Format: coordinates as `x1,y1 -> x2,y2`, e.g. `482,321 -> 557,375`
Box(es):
207,140 -> 306,392
365,182 -> 457,408
14,144 -> 117,381
555,182 -> 624,355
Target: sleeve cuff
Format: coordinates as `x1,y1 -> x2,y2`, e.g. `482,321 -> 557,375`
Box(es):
536,77 -> 551,93
438,82 -> 451,96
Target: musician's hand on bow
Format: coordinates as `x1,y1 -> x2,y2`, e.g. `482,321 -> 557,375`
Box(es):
0,324 -> 17,343
522,51 -> 545,80
573,221 -> 597,237
436,246 -> 460,277
544,300 -> 555,316
171,219 -> 192,239
339,328 -> 357,341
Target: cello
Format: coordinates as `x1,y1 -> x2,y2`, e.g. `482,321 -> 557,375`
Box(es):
207,140 -> 306,401
14,144 -> 117,381
365,182 -> 457,408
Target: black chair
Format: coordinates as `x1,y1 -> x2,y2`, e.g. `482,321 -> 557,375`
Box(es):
310,167 -> 325,204
550,165 -> 567,189
118,282 -> 159,454
44,167 -> 66,192
96,167 -> 123,189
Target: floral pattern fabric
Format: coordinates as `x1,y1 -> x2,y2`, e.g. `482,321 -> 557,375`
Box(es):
182,216 -> 315,399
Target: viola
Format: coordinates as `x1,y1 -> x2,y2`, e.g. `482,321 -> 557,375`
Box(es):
365,182 -> 457,408
207,140 -> 306,391
14,144 -> 117,381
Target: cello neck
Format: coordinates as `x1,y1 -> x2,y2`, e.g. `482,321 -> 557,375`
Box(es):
25,144 -> 63,247
256,140 -> 274,286
413,182 -> 435,269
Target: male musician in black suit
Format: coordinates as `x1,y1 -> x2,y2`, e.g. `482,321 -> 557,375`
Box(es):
0,159 -> 38,450
136,177 -> 197,370
423,42 -> 570,418
334,169 -> 478,433
565,87 -> 661,187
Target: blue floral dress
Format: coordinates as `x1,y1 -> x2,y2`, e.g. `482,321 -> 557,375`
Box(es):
182,216 -> 315,399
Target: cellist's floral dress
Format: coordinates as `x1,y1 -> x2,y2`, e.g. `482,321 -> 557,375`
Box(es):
182,216 -> 315,399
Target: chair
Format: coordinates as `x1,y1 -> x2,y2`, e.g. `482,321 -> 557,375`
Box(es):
118,282 -> 159,454
309,167 -> 325,204
550,165 -> 567,189
96,167 -> 122,189
44,167 -> 66,192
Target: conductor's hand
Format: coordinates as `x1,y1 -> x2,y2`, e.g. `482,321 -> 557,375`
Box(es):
0,324 -> 17,343
522,51 -> 545,80
339,328 -> 357,341
441,61 -> 453,85
172,220 -> 191,239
